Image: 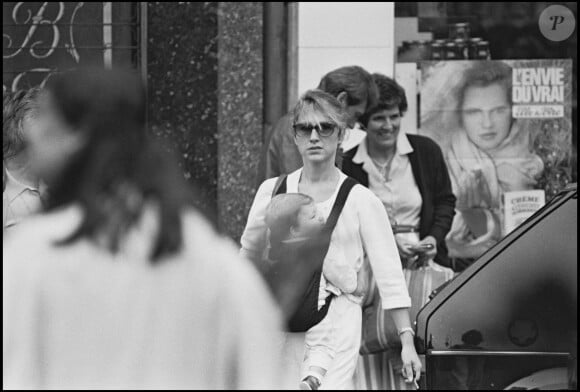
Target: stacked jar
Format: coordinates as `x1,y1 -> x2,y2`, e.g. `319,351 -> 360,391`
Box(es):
400,22 -> 492,61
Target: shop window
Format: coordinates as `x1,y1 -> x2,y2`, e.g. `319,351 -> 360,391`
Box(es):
3,2 -> 146,92
393,2 -> 576,262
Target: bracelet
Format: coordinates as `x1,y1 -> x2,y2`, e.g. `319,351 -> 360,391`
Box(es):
398,327 -> 415,337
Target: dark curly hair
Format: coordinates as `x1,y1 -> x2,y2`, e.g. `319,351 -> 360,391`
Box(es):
360,73 -> 408,127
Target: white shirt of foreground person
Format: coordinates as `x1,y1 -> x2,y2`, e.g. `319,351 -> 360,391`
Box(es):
241,168 -> 411,389
3,204 -> 289,390
3,168 -> 43,232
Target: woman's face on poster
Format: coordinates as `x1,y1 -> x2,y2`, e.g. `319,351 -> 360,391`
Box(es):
461,83 -> 512,152
365,107 -> 402,151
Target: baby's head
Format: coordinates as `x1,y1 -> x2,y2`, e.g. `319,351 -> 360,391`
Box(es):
265,193 -> 325,245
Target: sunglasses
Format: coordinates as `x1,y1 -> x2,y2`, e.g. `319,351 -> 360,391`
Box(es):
293,122 -> 337,138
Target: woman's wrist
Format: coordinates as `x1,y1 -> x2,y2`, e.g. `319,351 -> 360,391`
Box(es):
398,327 -> 415,337
399,330 -> 415,347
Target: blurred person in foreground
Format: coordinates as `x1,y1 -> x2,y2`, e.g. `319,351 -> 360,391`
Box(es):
3,88 -> 45,232
3,68 -> 287,390
257,66 -> 379,184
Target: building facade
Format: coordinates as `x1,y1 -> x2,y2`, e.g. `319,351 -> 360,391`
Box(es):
3,2 -> 577,242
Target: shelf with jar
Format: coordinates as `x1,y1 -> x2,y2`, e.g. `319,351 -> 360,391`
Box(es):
397,22 -> 490,62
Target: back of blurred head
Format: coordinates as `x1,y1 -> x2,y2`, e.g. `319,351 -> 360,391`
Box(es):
35,68 -> 192,262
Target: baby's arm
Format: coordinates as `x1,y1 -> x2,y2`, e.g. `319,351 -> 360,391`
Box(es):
303,297 -> 340,386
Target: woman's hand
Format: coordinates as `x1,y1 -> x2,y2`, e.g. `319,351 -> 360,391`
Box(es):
456,168 -> 493,209
400,330 -> 422,385
401,340 -> 422,385
390,308 -> 422,385
396,237 -> 417,259
416,235 -> 438,264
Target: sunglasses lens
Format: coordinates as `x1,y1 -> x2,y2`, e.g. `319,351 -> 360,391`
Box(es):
319,122 -> 336,136
294,124 -> 310,138
293,122 -> 336,137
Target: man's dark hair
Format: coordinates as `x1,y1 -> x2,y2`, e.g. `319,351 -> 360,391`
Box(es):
317,66 -> 379,110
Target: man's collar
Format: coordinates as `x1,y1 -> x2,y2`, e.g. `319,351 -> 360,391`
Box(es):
341,124 -> 366,153
352,136 -> 368,165
4,169 -> 40,199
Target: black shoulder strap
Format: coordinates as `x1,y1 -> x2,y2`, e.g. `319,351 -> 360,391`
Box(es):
324,177 -> 358,233
272,175 -> 287,197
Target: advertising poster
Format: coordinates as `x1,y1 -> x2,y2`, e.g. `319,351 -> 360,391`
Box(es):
419,59 -> 572,260
502,190 -> 546,235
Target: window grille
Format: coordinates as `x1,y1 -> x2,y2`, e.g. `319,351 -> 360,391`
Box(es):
3,2 -> 146,93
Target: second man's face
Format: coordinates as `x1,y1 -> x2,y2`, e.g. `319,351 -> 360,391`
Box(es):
345,99 -> 367,128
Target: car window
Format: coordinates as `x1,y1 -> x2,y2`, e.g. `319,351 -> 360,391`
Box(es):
425,195 -> 576,352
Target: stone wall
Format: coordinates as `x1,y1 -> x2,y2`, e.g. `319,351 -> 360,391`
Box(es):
147,2 -> 264,241
217,2 -> 263,241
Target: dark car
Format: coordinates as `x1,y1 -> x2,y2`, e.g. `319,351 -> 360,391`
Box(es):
415,184 -> 577,390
